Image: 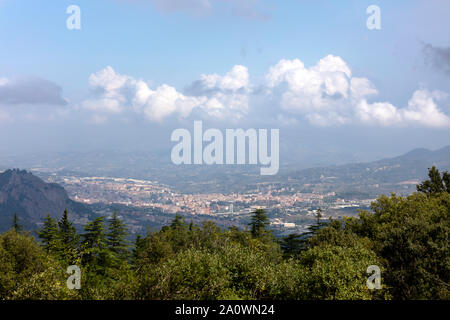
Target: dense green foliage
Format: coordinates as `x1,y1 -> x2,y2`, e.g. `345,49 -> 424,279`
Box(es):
0,168 -> 448,300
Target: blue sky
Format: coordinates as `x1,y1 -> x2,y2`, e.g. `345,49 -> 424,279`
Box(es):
0,0 -> 449,165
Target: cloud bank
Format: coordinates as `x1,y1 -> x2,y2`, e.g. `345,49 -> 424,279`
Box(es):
265,55 -> 450,128
82,65 -> 250,122
81,55 -> 450,128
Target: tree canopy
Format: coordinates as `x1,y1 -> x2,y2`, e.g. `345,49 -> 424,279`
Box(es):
0,167 -> 448,300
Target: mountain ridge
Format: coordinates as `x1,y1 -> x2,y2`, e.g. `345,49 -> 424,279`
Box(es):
0,169 -> 92,232
280,145 -> 450,198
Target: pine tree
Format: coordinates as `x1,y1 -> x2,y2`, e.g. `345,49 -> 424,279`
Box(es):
57,209 -> 80,264
37,213 -> 58,252
12,213 -> 22,233
132,234 -> 147,266
417,166 -> 448,194
297,208 -> 327,251
82,216 -> 110,272
106,211 -> 130,262
170,214 -> 186,229
248,209 -> 269,238
280,233 -> 303,257
309,208 -> 324,234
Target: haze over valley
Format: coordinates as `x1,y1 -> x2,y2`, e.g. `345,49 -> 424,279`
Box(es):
1,145 -> 448,236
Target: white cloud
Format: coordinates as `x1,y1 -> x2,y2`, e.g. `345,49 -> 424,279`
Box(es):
187,65 -> 250,119
265,55 -> 363,122
350,77 -> 378,100
82,65 -> 249,123
356,100 -> 402,126
265,56 -> 450,128
89,66 -> 131,95
80,57 -> 450,128
356,90 -> 450,128
139,84 -> 204,122
403,90 -> 449,127
199,65 -> 249,91
81,66 -> 131,114
402,89 -> 450,127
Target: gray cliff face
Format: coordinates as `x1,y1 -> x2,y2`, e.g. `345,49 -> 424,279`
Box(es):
0,169 -> 90,228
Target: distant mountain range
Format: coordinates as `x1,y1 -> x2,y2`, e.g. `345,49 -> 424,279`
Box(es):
138,145 -> 450,194
288,146 -> 450,184
266,145 -> 449,199
0,146 -> 448,192
0,169 -> 92,233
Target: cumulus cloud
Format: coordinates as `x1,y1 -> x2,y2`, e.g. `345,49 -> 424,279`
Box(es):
0,76 -> 67,106
185,65 -> 250,119
265,55 -> 450,128
82,65 -> 250,122
81,56 -> 450,128
137,84 -> 204,122
355,90 -> 450,128
265,55 -> 370,124
350,77 -> 378,100
356,100 -> 401,126
81,66 -> 198,121
402,89 -> 450,127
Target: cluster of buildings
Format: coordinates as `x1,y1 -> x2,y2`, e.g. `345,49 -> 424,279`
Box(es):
55,175 -> 372,218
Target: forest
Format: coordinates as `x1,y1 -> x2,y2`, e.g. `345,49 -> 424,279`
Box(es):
0,167 -> 448,300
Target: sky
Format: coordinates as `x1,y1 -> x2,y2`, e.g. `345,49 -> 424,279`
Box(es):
0,0 -> 449,166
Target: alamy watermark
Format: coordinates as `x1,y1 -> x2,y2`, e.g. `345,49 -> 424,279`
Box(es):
66,265 -> 81,290
171,121 -> 279,175
366,265 -> 382,290
64,5 -> 380,31
366,5 -> 381,30
66,5 -> 81,30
